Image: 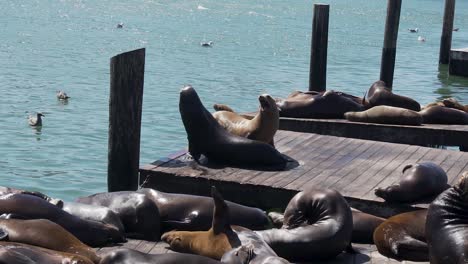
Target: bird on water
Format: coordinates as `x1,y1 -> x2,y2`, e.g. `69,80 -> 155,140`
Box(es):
28,113 -> 44,127
408,28 -> 419,33
201,41 -> 213,47
56,90 -> 70,100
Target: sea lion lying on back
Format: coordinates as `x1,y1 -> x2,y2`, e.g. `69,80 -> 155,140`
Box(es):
344,105 -> 423,125
364,81 -> 421,111
212,94 -> 279,146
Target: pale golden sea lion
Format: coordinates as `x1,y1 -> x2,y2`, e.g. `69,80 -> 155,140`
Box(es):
212,94 -> 279,146
345,105 -> 423,126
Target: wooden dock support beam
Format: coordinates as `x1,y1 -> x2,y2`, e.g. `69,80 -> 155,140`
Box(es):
380,0 -> 401,90
439,0 -> 456,64
309,3 -> 329,92
108,48 -> 145,192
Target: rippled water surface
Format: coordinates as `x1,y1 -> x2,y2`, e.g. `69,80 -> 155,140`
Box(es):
1,0 -> 467,200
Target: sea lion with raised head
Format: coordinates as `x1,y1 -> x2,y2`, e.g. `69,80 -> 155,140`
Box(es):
276,90 -> 364,118
76,191 -> 160,241
212,94 -> 279,146
365,81 -> 421,111
426,171 -> 468,264
256,188 -> 353,262
179,85 -> 288,168
0,193 -> 124,247
99,248 -> 222,264
162,187 -> 288,263
419,105 -> 468,124
344,105 -> 423,125
442,97 -> 468,112
375,162 -> 448,203
373,209 -> 428,261
0,186 -> 62,207
0,218 -> 100,263
0,242 -> 93,264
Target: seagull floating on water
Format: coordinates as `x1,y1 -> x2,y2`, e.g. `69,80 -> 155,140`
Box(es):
117,22 -> 124,28
56,90 -> 70,100
418,36 -> 426,42
201,41 -> 213,47
453,28 -> 459,32
408,28 -> 419,33
28,113 -> 44,127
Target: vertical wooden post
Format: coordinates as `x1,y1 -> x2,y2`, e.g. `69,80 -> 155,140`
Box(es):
108,48 -> 145,192
309,3 -> 329,92
379,0 -> 402,90
439,0 -> 456,64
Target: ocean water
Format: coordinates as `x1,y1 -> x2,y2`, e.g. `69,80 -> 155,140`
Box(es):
1,0 -> 467,201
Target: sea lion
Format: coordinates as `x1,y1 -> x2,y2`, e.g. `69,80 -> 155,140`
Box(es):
61,201 -> 125,233
162,187 -> 288,263
375,162 -> 448,203
350,208 -> 386,244
275,90 -> 364,118
373,209 -> 428,261
364,80 -> 421,111
99,248 -> 222,264
0,193 -> 124,247
442,97 -> 468,112
0,242 -> 93,264
179,85 -> 288,168
419,105 -> 468,124
0,186 -> 62,207
344,105 -> 423,125
77,188 -> 270,234
256,188 -> 353,262
0,218 -> 99,263
212,94 -> 279,146
426,172 -> 468,264
75,191 -> 160,241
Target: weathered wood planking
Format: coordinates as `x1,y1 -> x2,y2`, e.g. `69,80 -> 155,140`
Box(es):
140,130 -> 468,217
243,113 -> 468,150
95,239 -> 428,264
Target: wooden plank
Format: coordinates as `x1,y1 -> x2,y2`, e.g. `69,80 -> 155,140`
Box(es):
449,158 -> 468,185
134,240 -> 158,253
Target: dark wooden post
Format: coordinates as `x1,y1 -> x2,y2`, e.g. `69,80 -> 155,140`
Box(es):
379,0 -> 402,89
309,3 -> 329,92
108,48 -> 145,192
439,0 -> 456,64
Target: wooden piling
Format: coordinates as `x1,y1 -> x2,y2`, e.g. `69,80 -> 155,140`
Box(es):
309,3 -> 329,92
439,0 -> 456,64
379,0 -> 401,89
108,48 -> 145,192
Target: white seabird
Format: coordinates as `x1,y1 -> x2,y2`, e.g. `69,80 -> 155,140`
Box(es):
56,90 -> 70,100
418,36 -> 426,42
28,113 -> 44,127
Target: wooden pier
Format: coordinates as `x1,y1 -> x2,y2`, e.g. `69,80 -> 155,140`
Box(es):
139,130 -> 468,217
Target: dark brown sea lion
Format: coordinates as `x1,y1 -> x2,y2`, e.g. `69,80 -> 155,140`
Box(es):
442,97 -> 468,112
365,80 -> 421,111
162,187 -> 288,263
75,191 -> 160,241
0,242 -> 93,264
419,105 -> 468,124
99,248 -> 222,264
426,172 -> 468,264
344,105 -> 423,125
373,209 -> 428,261
0,219 -> 99,263
0,193 -> 124,247
256,188 -> 353,262
276,90 -> 364,118
212,94 -> 279,146
179,85 -> 288,168
61,201 -> 125,233
375,162 -> 448,203
351,208 -> 386,244
0,186 -> 62,207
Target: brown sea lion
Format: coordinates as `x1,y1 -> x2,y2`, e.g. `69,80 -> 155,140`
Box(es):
162,187 -> 288,263
0,193 -> 124,247
344,105 -> 422,125
0,218 -> 99,263
99,248 -> 222,264
0,186 -> 62,207
75,191 -> 160,241
275,90 -> 364,118
426,172 -> 468,264
0,242 -> 93,264
442,97 -> 468,112
373,209 -> 428,261
364,80 -> 421,111
212,94 -> 279,146
375,162 -> 448,203
419,105 -> 468,124
256,188 -> 353,262
351,208 -> 386,244
179,85 -> 288,168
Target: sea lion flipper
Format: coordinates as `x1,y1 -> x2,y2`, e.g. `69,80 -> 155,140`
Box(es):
391,236 -> 428,261
0,228 -> 8,241
213,104 -> 234,112
402,164 -> 413,173
211,186 -> 230,234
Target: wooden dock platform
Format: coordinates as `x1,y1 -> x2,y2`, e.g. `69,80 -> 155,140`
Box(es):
244,113 -> 468,150
139,130 -> 468,217
96,239 -> 428,264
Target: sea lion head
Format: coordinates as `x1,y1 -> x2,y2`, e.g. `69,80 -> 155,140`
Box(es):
259,94 -> 278,113
374,185 -> 399,200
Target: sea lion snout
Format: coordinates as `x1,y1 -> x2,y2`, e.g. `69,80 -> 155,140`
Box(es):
258,94 -> 275,111
180,85 -> 194,93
